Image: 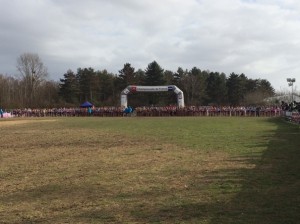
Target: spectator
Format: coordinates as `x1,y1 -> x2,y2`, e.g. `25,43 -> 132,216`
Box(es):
256,107 -> 261,117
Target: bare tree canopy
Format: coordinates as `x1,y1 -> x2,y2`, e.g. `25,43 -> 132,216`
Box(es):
17,53 -> 48,82
16,53 -> 48,106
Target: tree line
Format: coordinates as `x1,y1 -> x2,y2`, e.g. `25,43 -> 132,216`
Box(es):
0,53 -> 275,109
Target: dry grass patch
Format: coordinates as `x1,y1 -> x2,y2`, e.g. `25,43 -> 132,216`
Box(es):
0,117 -> 299,223
0,118 -> 56,127
0,118 -> 243,223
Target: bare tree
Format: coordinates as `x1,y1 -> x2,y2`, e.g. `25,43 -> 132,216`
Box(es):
16,53 -> 48,107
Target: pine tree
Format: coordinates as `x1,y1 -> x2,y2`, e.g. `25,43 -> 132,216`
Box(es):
144,61 -> 165,86
59,70 -> 79,104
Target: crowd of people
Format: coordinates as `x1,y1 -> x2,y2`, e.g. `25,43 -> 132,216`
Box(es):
134,106 -> 282,117
281,101 -> 300,112
1,102 -> 300,125
281,101 -> 300,124
1,105 -> 283,118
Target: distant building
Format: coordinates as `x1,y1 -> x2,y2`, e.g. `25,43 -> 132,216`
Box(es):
265,93 -> 300,104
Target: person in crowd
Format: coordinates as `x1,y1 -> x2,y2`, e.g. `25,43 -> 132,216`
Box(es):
88,107 -> 93,116
123,106 -> 133,116
256,106 -> 261,117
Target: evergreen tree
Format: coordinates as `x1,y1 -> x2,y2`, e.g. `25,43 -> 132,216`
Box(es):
135,69 -> 146,85
126,69 -> 146,107
144,61 -> 165,86
173,67 -> 187,92
173,67 -> 185,85
76,67 -> 98,103
227,73 -> 244,106
258,79 -> 275,96
97,70 -> 116,105
59,70 -> 79,104
163,70 -> 174,85
183,67 -> 208,105
117,63 -> 136,88
205,72 -> 227,105
143,61 -> 165,105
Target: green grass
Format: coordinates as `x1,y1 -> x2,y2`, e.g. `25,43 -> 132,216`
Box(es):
0,117 -> 299,223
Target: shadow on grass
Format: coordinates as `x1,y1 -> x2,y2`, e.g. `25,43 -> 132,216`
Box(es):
130,118 -> 300,224
207,118 -> 300,224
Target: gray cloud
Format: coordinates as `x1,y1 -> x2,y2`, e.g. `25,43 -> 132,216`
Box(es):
1,0 -> 299,91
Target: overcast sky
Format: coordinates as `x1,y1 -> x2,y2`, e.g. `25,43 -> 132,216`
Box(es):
1,0 -> 300,91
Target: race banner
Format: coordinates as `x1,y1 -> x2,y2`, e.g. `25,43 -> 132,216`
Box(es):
135,86 -> 169,92
121,85 -> 185,108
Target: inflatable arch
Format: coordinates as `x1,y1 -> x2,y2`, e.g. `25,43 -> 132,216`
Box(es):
121,85 -> 185,108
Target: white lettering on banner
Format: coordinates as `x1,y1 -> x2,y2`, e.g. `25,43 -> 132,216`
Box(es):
136,86 -> 168,92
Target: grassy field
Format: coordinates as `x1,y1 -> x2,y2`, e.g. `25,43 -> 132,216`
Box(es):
0,117 -> 299,223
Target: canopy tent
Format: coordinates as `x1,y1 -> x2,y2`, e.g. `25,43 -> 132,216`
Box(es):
80,101 -> 93,108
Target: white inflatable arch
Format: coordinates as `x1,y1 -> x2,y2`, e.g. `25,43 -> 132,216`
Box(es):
121,85 -> 185,108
